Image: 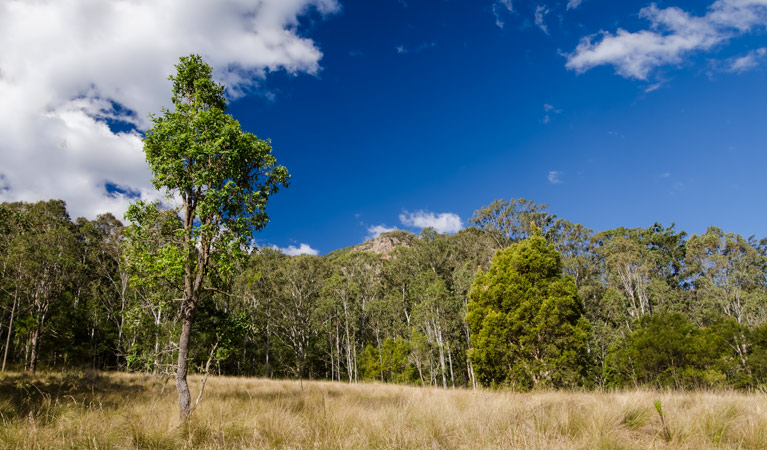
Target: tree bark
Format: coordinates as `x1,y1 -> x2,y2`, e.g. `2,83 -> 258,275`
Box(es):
1,287 -> 18,372
176,302 -> 196,419
265,322 -> 270,378
29,326 -> 40,373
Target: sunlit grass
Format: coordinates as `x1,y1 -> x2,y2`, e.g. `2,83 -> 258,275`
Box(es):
0,371 -> 766,449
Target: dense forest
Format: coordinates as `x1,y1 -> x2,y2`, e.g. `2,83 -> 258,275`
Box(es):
2,197 -> 767,391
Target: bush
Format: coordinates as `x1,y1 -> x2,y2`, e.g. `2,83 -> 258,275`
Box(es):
466,234 -> 591,389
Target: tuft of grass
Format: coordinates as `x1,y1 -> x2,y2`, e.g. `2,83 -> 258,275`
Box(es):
1,371 -> 767,448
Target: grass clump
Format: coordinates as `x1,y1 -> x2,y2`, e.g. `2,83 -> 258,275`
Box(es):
1,371 -> 767,449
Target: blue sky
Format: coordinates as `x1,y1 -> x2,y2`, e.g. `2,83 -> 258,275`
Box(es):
0,0 -> 765,254
234,0 -> 767,253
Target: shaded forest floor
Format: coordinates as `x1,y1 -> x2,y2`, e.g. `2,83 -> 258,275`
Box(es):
1,371 -> 766,449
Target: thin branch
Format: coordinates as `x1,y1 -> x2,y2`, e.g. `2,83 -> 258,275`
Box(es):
188,339 -> 219,417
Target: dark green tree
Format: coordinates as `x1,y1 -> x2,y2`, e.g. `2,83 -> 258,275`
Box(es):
125,54 -> 289,419
605,312 -> 739,389
466,233 -> 591,389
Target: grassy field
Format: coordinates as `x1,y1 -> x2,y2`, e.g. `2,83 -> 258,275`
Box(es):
0,371 -> 766,449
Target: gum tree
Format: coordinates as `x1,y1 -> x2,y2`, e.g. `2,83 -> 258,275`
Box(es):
126,55 -> 289,419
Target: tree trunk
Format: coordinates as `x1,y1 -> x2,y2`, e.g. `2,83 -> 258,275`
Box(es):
1,287 -> 18,372
375,331 -> 384,382
29,326 -> 40,373
335,326 -> 341,381
434,321 -> 447,389
415,359 -> 425,387
176,302 -> 196,420
353,344 -> 358,383
467,358 -> 477,390
152,308 -> 162,374
265,322 -> 270,378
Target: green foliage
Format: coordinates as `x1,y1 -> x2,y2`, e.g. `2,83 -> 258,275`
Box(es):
5,193 -> 767,394
129,54 -> 290,289
123,56 -> 289,416
360,345 -> 381,381
605,312 -> 747,389
469,198 -> 557,249
360,339 -> 416,383
467,234 -> 592,389
123,201 -> 185,289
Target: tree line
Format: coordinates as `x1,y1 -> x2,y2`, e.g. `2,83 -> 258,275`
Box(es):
2,196 -> 767,390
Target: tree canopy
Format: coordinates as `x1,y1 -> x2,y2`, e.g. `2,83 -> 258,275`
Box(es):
126,54 -> 289,419
466,232 -> 591,389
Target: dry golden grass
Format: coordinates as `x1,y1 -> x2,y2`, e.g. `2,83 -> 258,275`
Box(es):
1,371 -> 766,449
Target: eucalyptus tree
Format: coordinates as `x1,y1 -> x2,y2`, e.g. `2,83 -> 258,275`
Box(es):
126,55 -> 289,419
272,254 -> 327,379
549,219 -> 597,289
685,227 -> 767,373
0,203 -> 26,371
77,213 -> 131,367
469,198 -> 557,250
594,224 -> 687,328
13,201 -> 79,372
236,247 -> 288,378
123,202 -> 185,373
410,271 -> 458,388
687,227 -> 767,326
321,251 -> 380,382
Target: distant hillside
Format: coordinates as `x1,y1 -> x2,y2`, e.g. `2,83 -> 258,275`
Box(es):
326,230 -> 416,259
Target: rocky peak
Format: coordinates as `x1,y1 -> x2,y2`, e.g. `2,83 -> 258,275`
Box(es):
355,230 -> 415,259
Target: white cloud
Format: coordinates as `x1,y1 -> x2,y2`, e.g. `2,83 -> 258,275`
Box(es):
367,224 -> 399,239
542,103 -> 562,123
396,42 -> 436,55
644,82 -> 664,93
0,0 -> 338,220
566,0 -> 767,80
548,171 -> 563,184
493,0 -> 514,29
399,210 -> 463,234
567,0 -> 584,10
535,5 -> 550,34
272,243 -> 320,256
727,47 -> 767,72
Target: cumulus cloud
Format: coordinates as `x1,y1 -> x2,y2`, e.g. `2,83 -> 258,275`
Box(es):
272,243 -> 320,256
567,0 -> 584,10
399,210 -> 463,234
566,0 -> 767,80
367,224 -> 399,239
548,171 -> 563,184
0,0 -> 338,220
